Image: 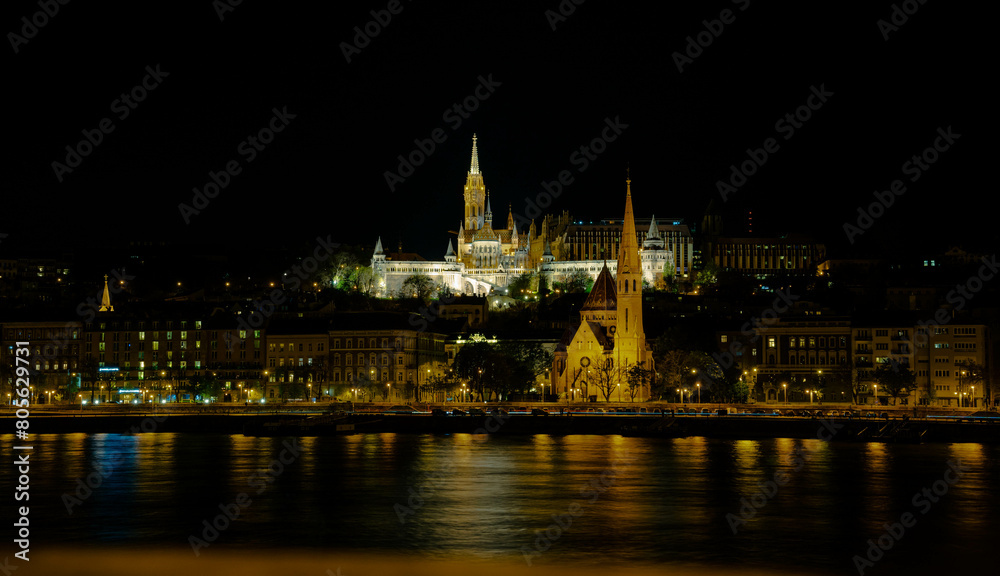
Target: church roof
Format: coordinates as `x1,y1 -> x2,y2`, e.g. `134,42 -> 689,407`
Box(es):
580,262 -> 616,311
473,223 -> 498,242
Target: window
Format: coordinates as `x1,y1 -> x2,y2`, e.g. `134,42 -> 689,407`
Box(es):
768,337 -> 776,348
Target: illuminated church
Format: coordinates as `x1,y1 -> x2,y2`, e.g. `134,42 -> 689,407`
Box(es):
371,135 -> 681,298
550,180 -> 653,401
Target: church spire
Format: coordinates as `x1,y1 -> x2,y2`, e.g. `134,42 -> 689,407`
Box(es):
99,275 -> 114,312
617,176 -> 640,275
470,133 -> 480,175
485,190 -> 493,226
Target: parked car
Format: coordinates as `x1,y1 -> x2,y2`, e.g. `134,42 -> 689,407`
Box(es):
450,408 -> 467,416
469,407 -> 486,416
490,408 -> 509,416
431,408 -> 448,417
531,408 -> 549,416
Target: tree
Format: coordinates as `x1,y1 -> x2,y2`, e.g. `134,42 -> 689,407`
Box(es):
80,356 -> 100,404
562,270 -> 591,294
955,360 -> 985,408
586,354 -> 620,402
508,272 -> 536,299
694,261 -> 720,285
190,373 -> 223,401
872,361 -> 915,406
624,361 -> 652,402
400,274 -> 437,301
424,371 -> 459,402
654,350 -> 703,400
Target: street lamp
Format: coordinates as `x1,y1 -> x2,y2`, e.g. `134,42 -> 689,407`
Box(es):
696,382 -> 701,404
873,384 -> 878,406
782,383 -> 787,404
616,383 -> 620,402
683,388 -> 688,404
971,385 -> 976,408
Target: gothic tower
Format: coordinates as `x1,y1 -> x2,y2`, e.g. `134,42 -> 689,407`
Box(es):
463,134 -> 486,231
613,176 -> 646,372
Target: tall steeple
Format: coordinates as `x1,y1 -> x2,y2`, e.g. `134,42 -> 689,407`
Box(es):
614,174 -> 645,367
463,134 -> 486,231
99,275 -> 114,312
470,133 -> 480,175
617,177 -> 640,277
485,191 -> 493,227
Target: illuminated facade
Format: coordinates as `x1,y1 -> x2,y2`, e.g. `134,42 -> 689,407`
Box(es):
371,136 -> 676,297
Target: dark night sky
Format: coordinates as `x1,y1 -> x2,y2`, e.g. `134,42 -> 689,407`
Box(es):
2,0 -> 991,267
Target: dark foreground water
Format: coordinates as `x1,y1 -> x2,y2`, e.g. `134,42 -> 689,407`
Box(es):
3,432 -> 999,574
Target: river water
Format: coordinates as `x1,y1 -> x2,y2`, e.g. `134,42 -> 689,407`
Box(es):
3,431 -> 998,574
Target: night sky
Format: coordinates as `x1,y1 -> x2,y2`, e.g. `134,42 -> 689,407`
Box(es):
3,0 -> 990,265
